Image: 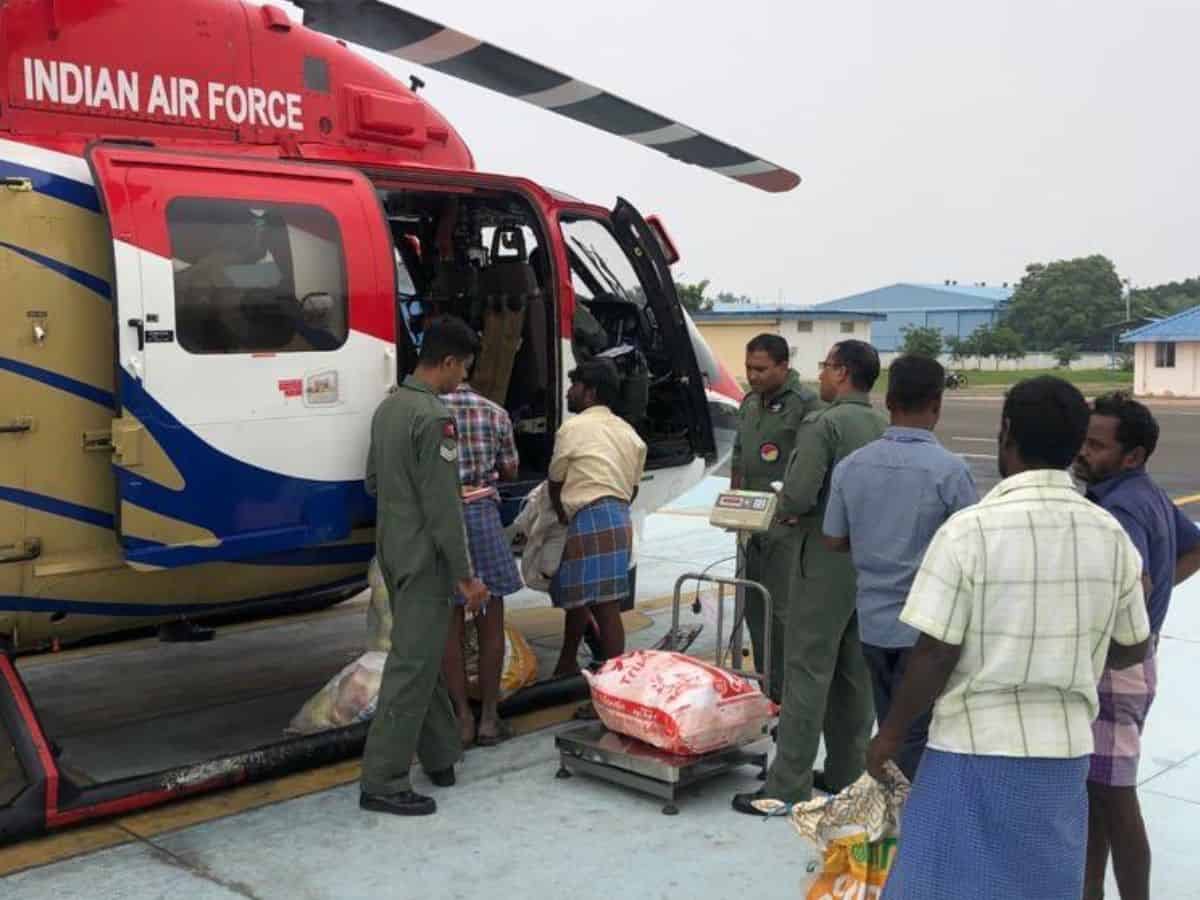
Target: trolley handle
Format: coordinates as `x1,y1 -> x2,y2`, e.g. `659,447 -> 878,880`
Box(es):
670,572 -> 773,687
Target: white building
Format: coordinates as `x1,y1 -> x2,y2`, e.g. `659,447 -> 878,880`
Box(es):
1123,305 -> 1200,398
691,307 -> 882,384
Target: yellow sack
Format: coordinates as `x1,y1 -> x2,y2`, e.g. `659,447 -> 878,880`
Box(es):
805,833 -> 897,900
464,619 -> 539,701
793,764 -> 909,900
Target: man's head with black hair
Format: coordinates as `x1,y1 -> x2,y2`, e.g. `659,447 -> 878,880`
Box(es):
1073,391 -> 1160,486
415,315 -> 479,394
998,376 -> 1090,478
886,355 -> 945,429
818,340 -> 880,402
567,358 -> 621,414
744,333 -> 791,396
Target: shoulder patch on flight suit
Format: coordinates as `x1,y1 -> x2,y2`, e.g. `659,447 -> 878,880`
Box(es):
443,420 -> 457,439
439,439 -> 458,462
767,399 -> 784,413
759,442 -> 780,462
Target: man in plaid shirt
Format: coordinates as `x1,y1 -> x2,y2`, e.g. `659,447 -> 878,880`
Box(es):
868,377 -> 1152,900
440,382 -> 523,747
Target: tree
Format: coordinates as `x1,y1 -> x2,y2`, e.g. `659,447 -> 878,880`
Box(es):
993,326 -> 1026,368
1053,343 -> 1082,369
900,324 -> 944,358
1130,278 -> 1200,319
714,290 -> 753,306
675,279 -> 712,313
945,335 -> 971,366
1004,255 -> 1123,350
968,323 -> 1025,370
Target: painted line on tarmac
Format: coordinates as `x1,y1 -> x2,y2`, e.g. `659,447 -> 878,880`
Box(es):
1175,493 -> 1200,508
958,453 -> 998,461
951,437 -> 994,443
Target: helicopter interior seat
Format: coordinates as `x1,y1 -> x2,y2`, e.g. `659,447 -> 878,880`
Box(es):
472,228 -> 536,406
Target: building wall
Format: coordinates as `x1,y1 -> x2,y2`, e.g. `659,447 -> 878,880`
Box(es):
1135,342 -> 1200,398
695,318 -> 872,384
872,308 -> 1001,352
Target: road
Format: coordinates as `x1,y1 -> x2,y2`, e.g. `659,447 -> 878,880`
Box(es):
940,395 -> 1200,503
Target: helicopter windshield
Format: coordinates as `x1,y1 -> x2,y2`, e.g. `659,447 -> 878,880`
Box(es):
560,218 -> 645,307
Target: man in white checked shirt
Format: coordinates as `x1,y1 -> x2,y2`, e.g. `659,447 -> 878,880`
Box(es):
867,377 -> 1152,900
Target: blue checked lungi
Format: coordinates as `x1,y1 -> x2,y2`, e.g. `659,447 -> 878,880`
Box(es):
882,749 -> 1089,900
454,496 -> 523,605
550,497 -> 633,610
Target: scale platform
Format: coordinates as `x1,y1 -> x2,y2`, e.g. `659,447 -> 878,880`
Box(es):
555,721 -> 771,815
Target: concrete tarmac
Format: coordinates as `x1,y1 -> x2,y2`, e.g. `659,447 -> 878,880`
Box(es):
939,394 -> 1200,500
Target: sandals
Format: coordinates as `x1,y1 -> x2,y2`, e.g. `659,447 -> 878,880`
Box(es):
474,720 -> 513,747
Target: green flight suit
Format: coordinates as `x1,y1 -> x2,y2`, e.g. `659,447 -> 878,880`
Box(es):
731,370 -> 821,703
763,391 -> 887,803
361,375 -> 472,795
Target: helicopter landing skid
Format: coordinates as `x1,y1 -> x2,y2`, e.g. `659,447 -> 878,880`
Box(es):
0,646 -> 371,845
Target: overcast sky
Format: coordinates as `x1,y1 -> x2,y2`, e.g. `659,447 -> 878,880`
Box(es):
345,0 -> 1198,304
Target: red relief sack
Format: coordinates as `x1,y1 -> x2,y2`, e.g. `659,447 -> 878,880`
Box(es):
583,650 -> 777,755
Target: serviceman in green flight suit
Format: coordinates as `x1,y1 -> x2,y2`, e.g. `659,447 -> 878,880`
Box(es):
360,316 -> 490,818
734,339 -> 887,814
731,333 -> 822,703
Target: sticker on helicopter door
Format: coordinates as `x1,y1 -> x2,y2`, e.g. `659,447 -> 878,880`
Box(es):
304,371 -> 340,406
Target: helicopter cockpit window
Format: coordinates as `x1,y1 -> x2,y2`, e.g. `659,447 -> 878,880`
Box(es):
167,198 -> 349,355
560,218 -> 645,307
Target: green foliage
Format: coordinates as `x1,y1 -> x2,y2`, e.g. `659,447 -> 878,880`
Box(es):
1130,278 -> 1200,319
944,335 -> 971,363
900,324 -> 944,358
968,324 -> 1025,369
1053,343 -> 1082,368
675,279 -> 712,313
714,290 -> 753,306
1004,255 -> 1123,350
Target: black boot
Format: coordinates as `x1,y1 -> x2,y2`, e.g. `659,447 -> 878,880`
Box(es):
359,791 -> 436,816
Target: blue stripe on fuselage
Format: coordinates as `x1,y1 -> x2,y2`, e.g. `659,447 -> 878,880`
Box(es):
0,239 -> 111,300
0,159 -> 102,213
0,575 -> 367,618
0,485 -> 115,530
0,356 -> 116,409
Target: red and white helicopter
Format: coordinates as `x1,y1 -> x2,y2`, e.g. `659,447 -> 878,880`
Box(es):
0,0 -> 797,840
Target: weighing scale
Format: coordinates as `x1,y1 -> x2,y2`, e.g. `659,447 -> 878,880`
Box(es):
555,489 -> 777,814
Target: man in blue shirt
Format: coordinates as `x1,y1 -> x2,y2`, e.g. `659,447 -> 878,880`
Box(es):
1074,392 -> 1200,900
822,354 -> 978,779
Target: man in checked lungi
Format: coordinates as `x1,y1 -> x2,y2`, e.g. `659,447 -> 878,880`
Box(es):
441,379 -> 525,748
867,377 -> 1152,899
546,359 -> 647,682
1073,393 -> 1200,900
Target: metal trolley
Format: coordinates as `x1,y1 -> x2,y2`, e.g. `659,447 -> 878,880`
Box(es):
555,570 -> 774,815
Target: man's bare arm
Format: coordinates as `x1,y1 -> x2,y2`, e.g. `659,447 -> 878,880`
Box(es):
1176,545 -> 1200,587
548,480 -> 568,524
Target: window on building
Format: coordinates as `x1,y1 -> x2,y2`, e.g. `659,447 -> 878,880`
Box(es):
1155,342 -> 1176,368
796,320 -> 813,333
168,198 -> 349,355
840,321 -> 855,334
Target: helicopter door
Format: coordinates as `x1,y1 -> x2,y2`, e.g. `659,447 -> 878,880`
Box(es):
86,146 -> 394,567
610,198 -> 716,459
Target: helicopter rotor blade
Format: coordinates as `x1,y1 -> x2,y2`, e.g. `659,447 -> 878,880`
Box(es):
294,1 -> 800,193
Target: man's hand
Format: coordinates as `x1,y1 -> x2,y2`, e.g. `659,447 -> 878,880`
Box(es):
867,728 -> 903,782
458,577 -> 489,614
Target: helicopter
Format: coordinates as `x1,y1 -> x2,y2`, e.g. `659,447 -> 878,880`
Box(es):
0,0 -> 798,839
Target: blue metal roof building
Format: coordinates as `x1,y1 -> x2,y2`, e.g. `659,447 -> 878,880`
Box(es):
1121,305 -> 1200,343
810,282 -> 1013,351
